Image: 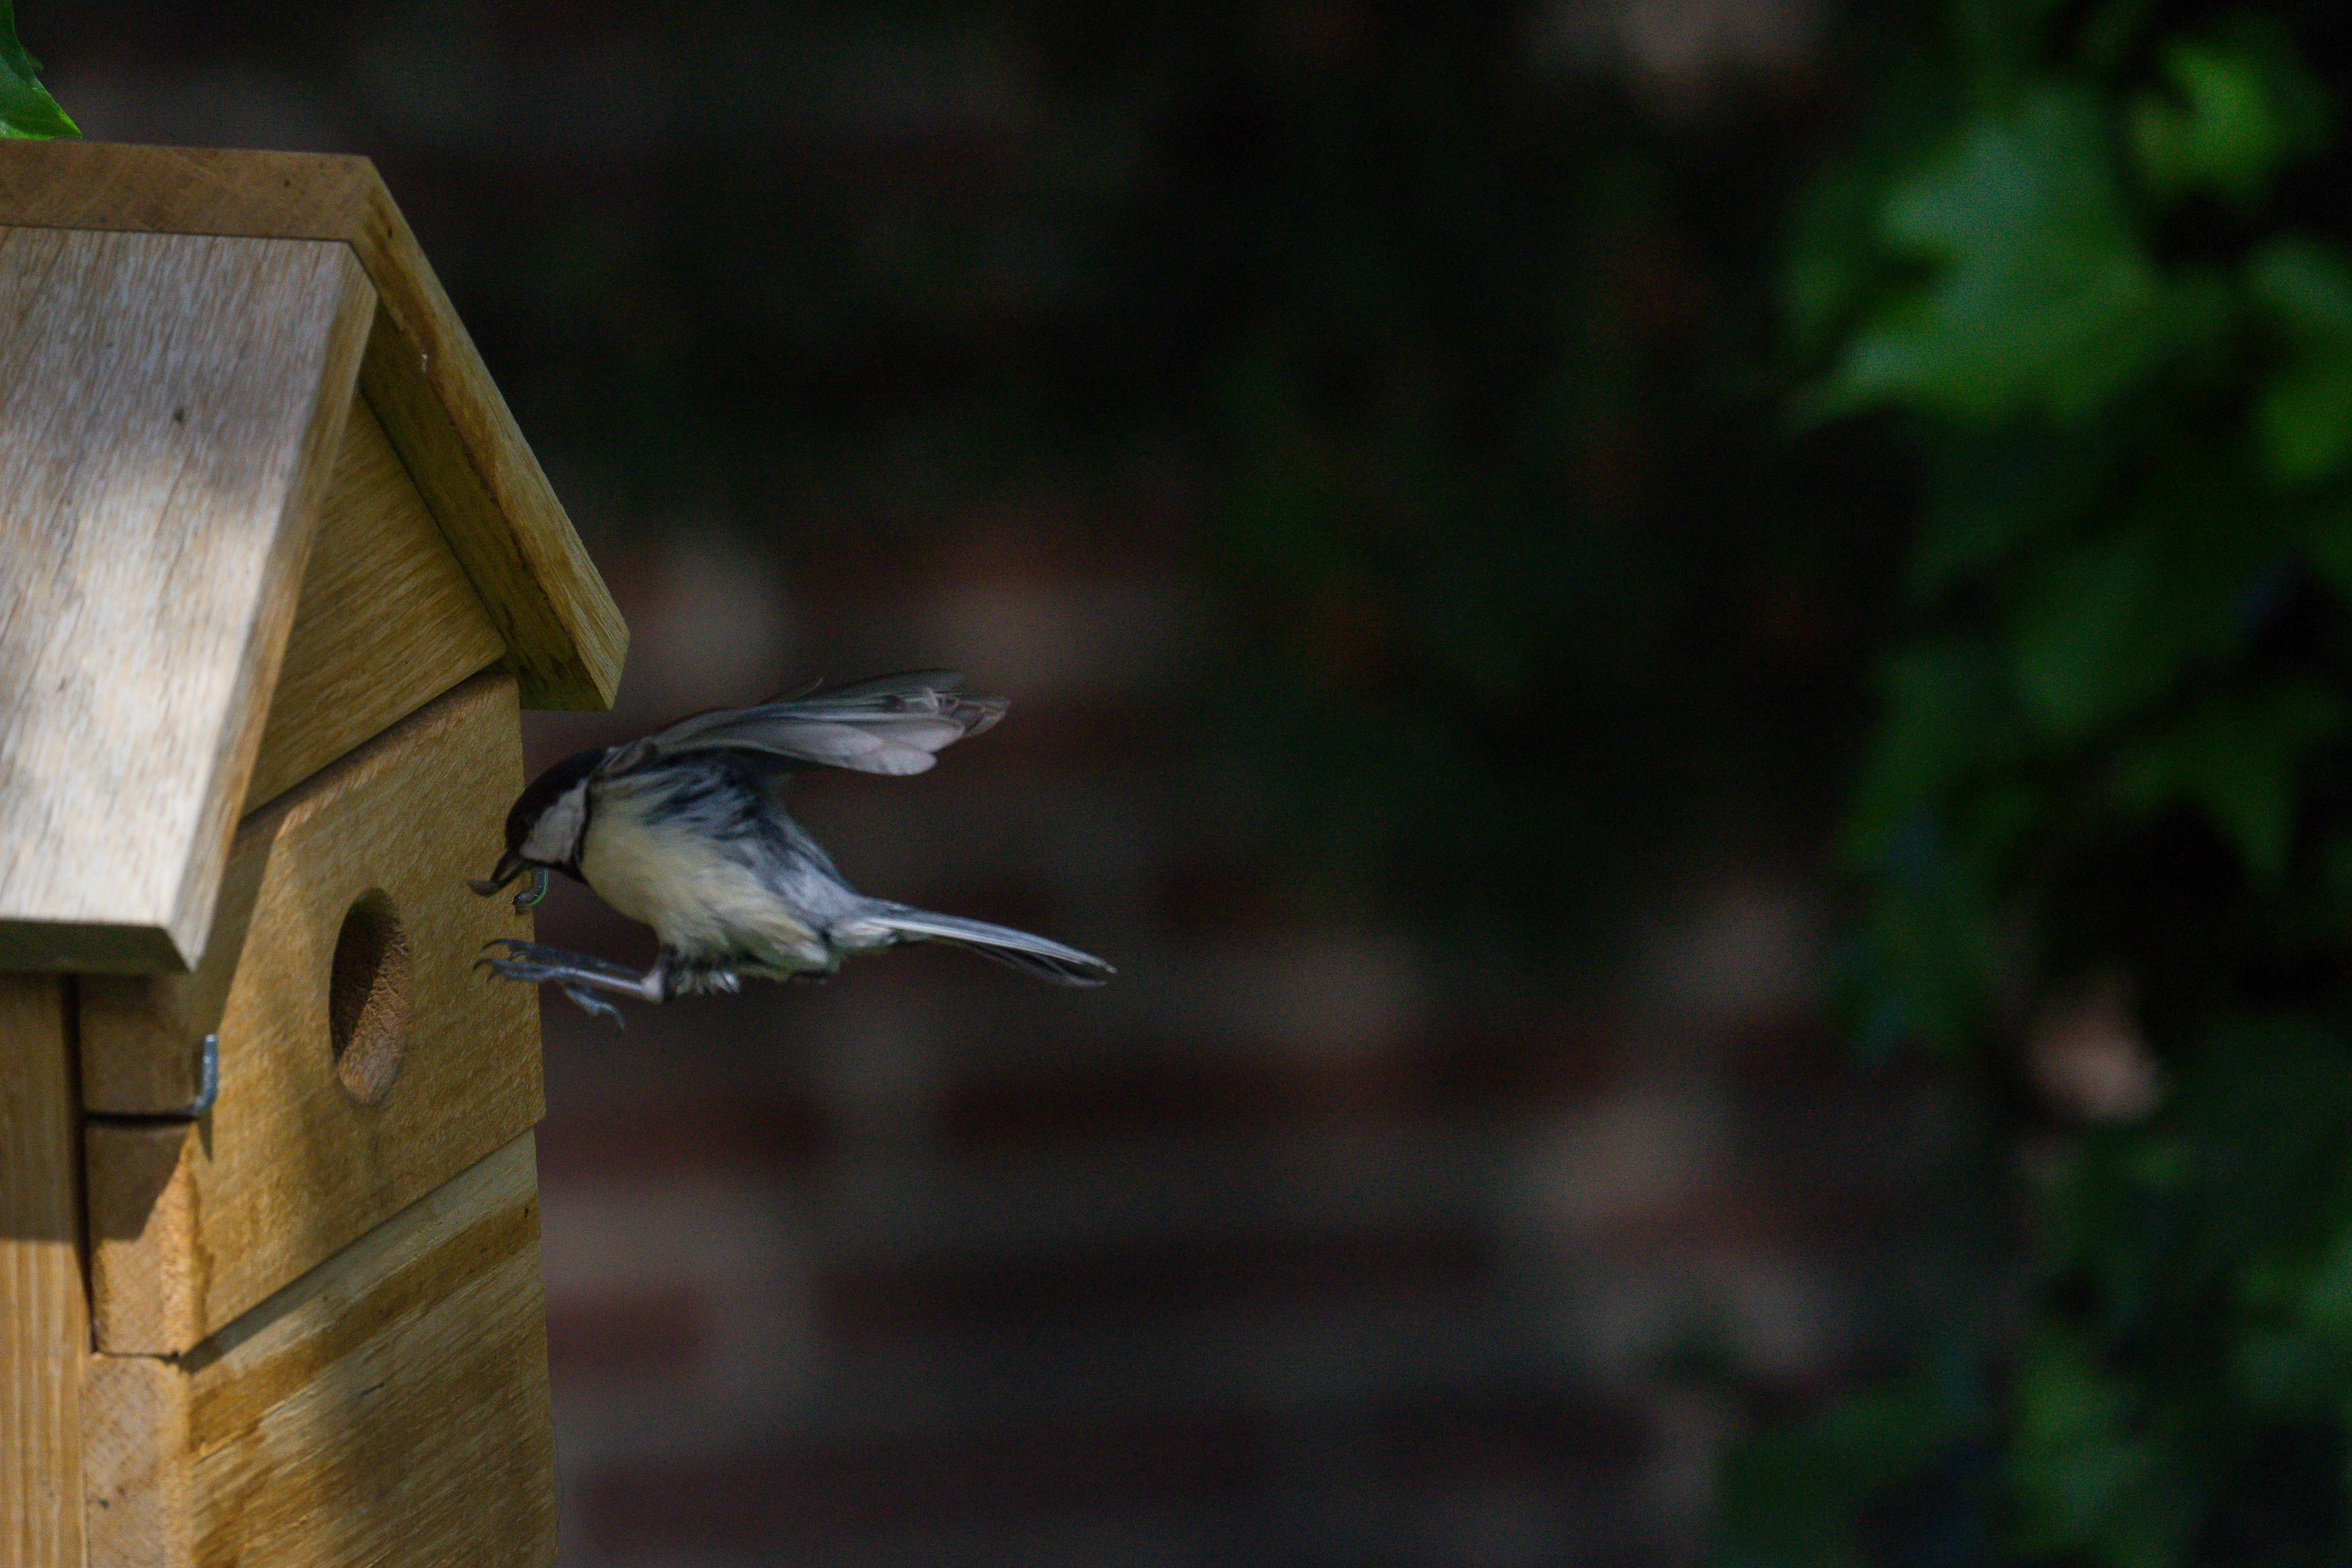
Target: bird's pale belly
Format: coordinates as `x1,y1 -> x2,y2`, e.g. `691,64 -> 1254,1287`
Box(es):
579,810 -> 819,957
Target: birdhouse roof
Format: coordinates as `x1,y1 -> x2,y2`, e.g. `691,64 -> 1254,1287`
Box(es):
0,142 -> 627,973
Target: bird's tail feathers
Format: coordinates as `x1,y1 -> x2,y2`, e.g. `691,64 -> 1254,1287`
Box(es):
851,903 -> 1114,987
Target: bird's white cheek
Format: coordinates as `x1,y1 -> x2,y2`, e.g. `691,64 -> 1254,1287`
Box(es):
520,779 -> 591,864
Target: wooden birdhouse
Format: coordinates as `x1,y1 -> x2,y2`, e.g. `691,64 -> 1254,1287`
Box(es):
0,142 -> 626,1568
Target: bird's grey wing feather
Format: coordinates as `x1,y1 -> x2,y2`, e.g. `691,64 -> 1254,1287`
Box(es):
635,670 -> 1007,777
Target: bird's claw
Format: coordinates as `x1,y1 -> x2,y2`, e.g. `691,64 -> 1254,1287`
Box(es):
475,953 -> 558,983
559,985 -> 626,1026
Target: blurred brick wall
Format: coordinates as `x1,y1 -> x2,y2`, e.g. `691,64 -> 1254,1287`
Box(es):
33,2 -> 1936,1562
506,532 -> 1947,1566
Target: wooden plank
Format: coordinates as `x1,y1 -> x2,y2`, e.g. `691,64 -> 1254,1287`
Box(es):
83,1344 -> 189,1565
0,975 -> 85,1568
82,1123 -> 203,1354
243,392 -> 507,813
71,833 -> 268,1118
82,1135 -> 557,1568
354,293 -> 628,711
0,140 -> 627,713
83,673 -> 543,1353
0,226 -> 375,974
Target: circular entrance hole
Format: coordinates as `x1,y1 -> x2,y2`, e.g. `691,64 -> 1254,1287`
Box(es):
330,890 -> 411,1105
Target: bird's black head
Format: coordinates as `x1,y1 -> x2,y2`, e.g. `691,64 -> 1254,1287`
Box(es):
471,747 -> 607,899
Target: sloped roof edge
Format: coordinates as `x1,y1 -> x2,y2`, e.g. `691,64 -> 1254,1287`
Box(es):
0,140 -> 626,712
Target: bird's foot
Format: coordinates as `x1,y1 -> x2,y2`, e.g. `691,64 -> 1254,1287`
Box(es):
478,939 -> 648,983
477,940 -> 662,1024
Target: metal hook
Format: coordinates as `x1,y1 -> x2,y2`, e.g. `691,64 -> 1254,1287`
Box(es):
88,1033 -> 218,1124
184,1032 -> 220,1118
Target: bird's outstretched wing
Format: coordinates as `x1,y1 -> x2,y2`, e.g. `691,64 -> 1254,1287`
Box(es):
626,671 -> 1007,777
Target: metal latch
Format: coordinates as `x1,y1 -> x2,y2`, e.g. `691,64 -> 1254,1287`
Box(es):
85,1032 -> 220,1122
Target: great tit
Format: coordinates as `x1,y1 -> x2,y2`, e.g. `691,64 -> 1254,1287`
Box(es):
471,670 -> 1112,1022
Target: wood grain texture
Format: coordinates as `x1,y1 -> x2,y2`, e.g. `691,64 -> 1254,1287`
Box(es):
0,226 -> 374,975
83,1350 -> 190,1567
85,673 -> 543,1354
353,293 -> 627,711
76,842 -> 268,1116
0,975 -> 85,1568
78,400 -> 503,1108
0,139 -> 626,713
243,393 -> 506,813
83,1122 -> 202,1356
82,1136 -> 556,1568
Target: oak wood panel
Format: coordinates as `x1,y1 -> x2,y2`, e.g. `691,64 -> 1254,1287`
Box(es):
243,392 -> 506,813
0,139 -> 626,713
0,976 -> 83,1568
82,1136 -> 557,1568
85,673 -> 543,1354
0,226 -> 374,974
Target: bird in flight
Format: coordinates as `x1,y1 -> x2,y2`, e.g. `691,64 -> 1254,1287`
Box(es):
472,670 -> 1112,1022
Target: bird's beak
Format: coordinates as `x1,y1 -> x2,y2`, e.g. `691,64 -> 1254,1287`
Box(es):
470,851 -> 528,898
471,854 -> 552,915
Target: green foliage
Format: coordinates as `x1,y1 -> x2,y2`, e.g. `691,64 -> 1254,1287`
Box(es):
1726,1 -> 2352,1559
2131,22 -> 2330,209
1718,1361 -> 1987,1565
2112,682 -> 2343,880
2250,238 -> 2352,484
1815,87 -> 2221,425
0,0 -> 73,139
2005,1326 -> 2201,1567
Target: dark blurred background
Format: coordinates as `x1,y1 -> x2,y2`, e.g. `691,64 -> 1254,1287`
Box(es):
36,3 -> 1942,1563
53,1 -> 2352,1563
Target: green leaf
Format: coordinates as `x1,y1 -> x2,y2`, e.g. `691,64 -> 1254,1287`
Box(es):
1845,865 -> 2008,1057
2008,1328 -> 2201,1567
1910,425 -> 2114,599
1780,61 -> 1960,363
1840,642 -> 2033,1056
1782,157 -> 1887,365
2005,471 -> 2287,737
2007,529 -> 2169,735
1713,1374 -> 1975,1567
1817,89 -> 2214,424
2178,1020 -> 2352,1275
2250,238 -> 2352,486
2296,1217 -> 2352,1340
2258,353 -> 2352,486
0,0 -> 74,139
1845,639 -> 2016,861
2250,237 -> 2352,338
2131,25 -> 2331,209
2112,682 -> 2344,879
